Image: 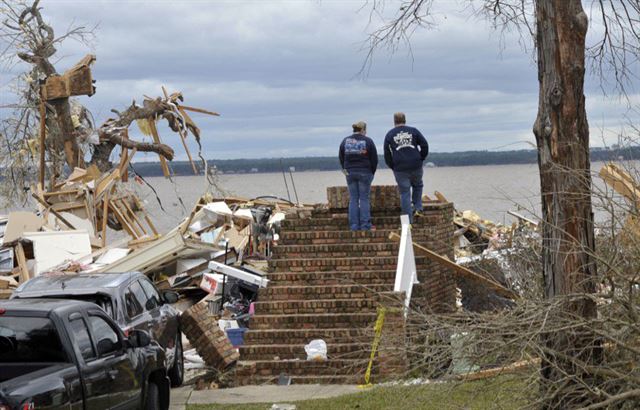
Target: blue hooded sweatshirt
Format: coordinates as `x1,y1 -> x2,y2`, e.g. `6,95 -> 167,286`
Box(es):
383,125 -> 429,172
339,133 -> 378,174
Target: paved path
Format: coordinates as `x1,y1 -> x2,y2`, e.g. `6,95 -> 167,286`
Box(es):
170,384 -> 361,408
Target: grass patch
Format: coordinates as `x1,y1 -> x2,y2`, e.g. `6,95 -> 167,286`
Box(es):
188,375 -> 527,410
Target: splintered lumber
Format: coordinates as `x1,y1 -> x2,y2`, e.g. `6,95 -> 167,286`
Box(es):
39,97 -> 46,188
457,358 -> 541,381
147,119 -> 171,178
119,130 -> 130,182
178,105 -> 220,117
434,191 -> 448,203
42,54 -> 96,100
599,163 -> 640,206
388,232 -> 518,300
507,210 -> 539,227
101,189 -> 109,247
162,86 -> 197,175
14,242 -> 30,283
30,194 -> 76,230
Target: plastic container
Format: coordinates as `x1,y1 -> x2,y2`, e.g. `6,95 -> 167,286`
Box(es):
225,327 -> 248,347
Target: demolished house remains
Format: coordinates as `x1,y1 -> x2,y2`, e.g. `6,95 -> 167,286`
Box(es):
0,5 -> 559,384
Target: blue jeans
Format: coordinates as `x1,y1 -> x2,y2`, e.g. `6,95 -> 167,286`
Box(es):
393,167 -> 424,223
346,170 -> 374,230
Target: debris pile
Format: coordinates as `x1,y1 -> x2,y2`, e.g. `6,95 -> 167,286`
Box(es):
426,192 -> 539,260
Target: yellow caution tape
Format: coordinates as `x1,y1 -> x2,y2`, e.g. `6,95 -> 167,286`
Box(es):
358,306 -> 387,389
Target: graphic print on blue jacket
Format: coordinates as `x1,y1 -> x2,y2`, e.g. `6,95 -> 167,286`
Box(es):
339,134 -> 378,174
383,126 -> 429,172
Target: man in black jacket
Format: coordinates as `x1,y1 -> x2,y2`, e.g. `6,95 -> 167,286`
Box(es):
339,121 -> 378,230
383,112 -> 429,222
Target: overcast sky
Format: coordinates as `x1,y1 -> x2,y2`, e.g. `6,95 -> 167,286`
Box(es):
1,0 -> 638,161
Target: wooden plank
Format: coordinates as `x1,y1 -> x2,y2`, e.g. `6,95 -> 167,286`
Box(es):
31,194 -> 76,230
162,86 -> 198,175
457,358 -> 540,381
147,119 -> 171,178
109,200 -> 138,238
119,130 -> 129,182
434,191 -> 448,203
14,243 -> 30,283
132,195 -> 159,236
43,189 -> 82,197
119,197 -> 148,237
39,97 -> 46,189
388,232 -> 519,300
101,189 -> 110,247
507,210 -> 539,227
178,105 -> 220,117
118,147 -> 137,177
94,168 -> 121,199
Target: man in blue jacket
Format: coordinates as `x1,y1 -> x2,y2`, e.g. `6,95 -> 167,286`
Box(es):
383,112 -> 429,222
339,121 -> 378,231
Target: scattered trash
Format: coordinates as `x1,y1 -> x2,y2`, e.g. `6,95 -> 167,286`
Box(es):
277,373 -> 292,386
270,404 -> 297,410
304,339 -> 328,361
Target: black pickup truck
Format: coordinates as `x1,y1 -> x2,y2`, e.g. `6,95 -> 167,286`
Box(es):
0,299 -> 170,410
12,272 -> 184,387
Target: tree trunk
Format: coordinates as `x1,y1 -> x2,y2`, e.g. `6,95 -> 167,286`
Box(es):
533,0 -> 600,407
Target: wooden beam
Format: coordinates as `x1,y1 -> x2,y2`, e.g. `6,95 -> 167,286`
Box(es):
14,243 -> 30,283
434,191 -> 448,203
31,193 -> 76,230
161,86 -> 198,175
101,188 -> 111,247
457,358 -> 540,381
388,232 -> 519,300
178,105 -> 220,117
119,129 -> 129,182
38,97 -> 46,189
118,147 -> 137,176
147,119 -> 171,178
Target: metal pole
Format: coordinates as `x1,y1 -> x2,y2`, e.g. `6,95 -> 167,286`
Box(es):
221,241 -> 228,307
280,159 -> 291,202
288,167 -> 299,205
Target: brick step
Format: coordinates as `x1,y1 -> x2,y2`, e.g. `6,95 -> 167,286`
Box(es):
243,328 -> 374,346
278,229 -> 436,245
253,297 -> 389,315
269,256 -> 428,272
237,358 -> 370,377
239,342 -> 371,361
257,284 -> 394,301
249,312 -> 378,330
271,242 -> 399,258
265,270 -> 396,286
238,374 -> 361,385
310,208 -> 404,218
282,216 -> 404,231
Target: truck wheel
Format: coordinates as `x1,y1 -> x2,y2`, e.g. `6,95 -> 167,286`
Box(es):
145,382 -> 160,410
168,333 -> 184,387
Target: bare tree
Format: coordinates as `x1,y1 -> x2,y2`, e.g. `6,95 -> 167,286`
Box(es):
363,0 -> 640,407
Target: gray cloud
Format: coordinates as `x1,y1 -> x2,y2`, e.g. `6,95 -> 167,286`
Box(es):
2,0 -> 638,160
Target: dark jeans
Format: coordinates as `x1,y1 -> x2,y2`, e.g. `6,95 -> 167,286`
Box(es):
393,167 -> 424,223
346,170 -> 374,230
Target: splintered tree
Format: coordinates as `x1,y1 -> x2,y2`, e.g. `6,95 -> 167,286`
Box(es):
365,0 -> 639,407
0,0 -> 213,202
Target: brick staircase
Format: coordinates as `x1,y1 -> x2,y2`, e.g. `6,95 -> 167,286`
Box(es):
236,187 -> 456,385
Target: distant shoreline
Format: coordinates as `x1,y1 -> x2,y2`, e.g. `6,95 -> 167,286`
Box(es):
129,147 -> 637,177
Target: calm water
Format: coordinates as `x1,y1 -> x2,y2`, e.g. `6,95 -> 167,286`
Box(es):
139,163 -> 547,232
2,162 -> 619,233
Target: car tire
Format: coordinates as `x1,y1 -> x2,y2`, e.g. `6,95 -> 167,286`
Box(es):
145,382 -> 160,410
168,332 -> 184,387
